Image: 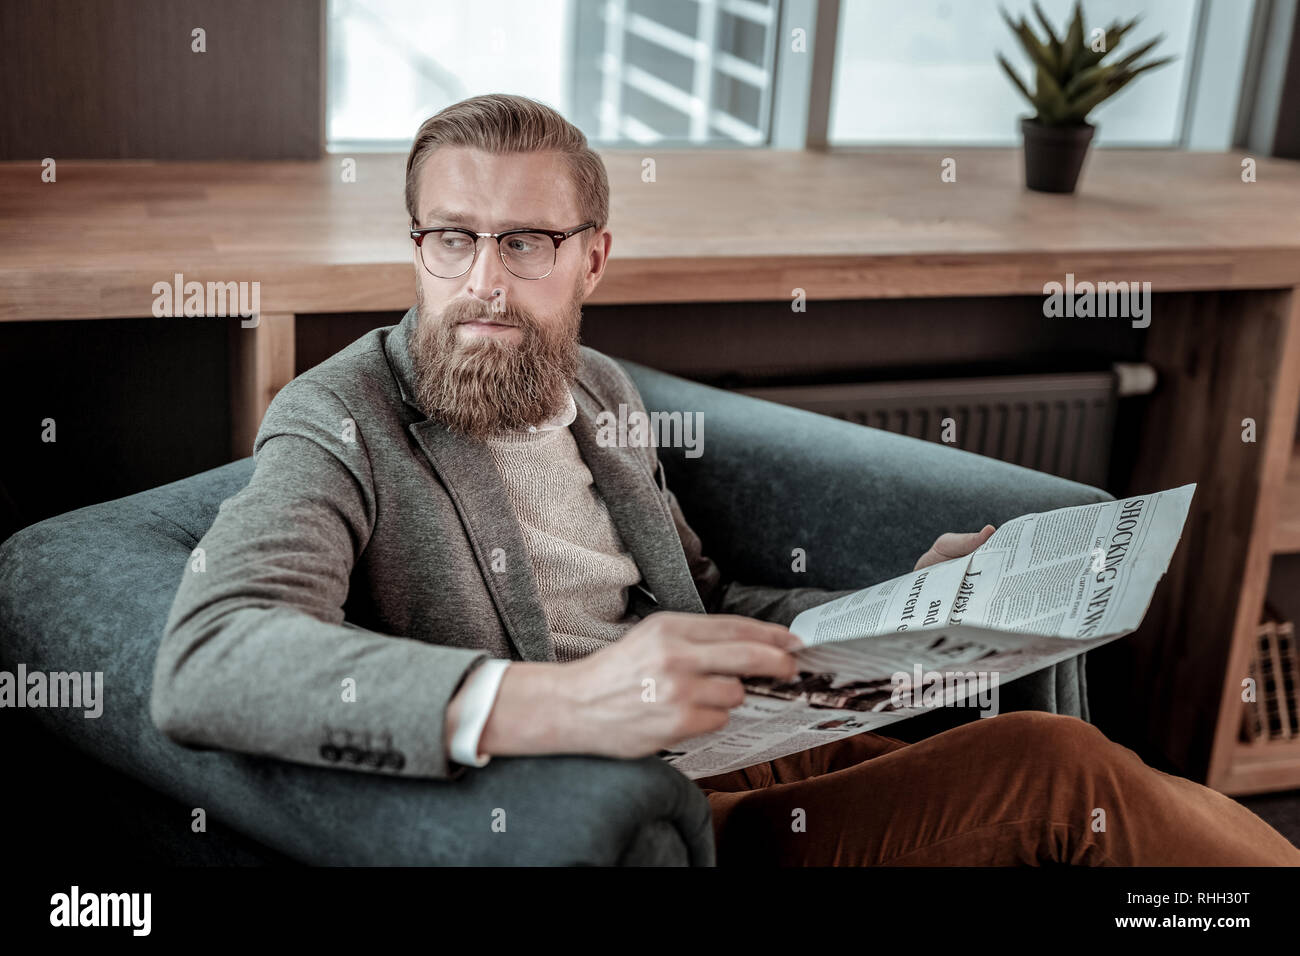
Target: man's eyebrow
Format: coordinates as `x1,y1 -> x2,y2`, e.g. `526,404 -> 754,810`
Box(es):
421,207 -> 560,231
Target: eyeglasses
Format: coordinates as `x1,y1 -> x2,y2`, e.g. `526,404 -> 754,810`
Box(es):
410,221 -> 596,280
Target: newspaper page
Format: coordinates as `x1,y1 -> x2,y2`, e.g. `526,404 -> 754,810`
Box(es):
661,483 -> 1196,780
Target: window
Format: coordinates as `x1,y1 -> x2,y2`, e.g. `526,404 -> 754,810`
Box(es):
326,0 -> 783,148
828,0 -> 1203,146
327,0 -> 1244,151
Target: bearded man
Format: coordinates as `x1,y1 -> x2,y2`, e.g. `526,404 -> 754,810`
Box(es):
151,94 -> 1300,866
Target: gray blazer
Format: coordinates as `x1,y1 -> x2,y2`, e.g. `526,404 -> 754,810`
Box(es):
150,305 -> 846,780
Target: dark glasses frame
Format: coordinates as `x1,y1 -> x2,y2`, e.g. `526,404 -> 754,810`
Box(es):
410,221 -> 597,279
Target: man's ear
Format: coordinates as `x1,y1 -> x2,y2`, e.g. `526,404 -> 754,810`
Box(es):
585,228 -> 612,291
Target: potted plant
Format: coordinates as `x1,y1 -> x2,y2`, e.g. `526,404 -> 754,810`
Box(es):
998,2 -> 1173,193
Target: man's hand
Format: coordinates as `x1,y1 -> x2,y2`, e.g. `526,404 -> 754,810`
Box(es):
913,524 -> 996,571
551,611 -> 801,761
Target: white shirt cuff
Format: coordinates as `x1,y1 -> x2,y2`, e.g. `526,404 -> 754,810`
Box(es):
449,659 -> 511,767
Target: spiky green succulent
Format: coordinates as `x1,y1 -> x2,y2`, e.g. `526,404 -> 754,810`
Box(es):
998,1 -> 1174,126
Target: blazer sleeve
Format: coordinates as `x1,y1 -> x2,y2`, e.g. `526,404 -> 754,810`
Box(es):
150,378 -> 489,781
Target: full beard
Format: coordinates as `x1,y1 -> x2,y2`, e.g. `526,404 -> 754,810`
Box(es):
409,281 -> 583,441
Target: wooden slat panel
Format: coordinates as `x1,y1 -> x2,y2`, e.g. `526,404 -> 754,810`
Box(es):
0,0 -> 323,160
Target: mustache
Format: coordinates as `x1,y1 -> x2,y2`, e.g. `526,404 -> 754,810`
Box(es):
443,300 -> 531,328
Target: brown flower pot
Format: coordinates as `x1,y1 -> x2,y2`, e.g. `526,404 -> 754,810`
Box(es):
1020,117 -> 1095,193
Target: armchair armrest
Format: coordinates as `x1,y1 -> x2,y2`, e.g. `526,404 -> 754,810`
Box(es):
0,463 -> 714,866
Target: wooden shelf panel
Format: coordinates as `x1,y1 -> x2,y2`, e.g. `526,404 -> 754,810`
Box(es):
1219,736 -> 1300,795
1275,446 -> 1300,555
5,150 -> 1300,319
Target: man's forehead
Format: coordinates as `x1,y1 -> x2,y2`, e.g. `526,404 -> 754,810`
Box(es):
415,148 -> 578,229
420,205 -> 564,232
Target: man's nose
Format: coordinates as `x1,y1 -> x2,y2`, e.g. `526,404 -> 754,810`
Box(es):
466,236 -> 512,303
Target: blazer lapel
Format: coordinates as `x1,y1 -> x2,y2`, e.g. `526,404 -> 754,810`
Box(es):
569,381 -> 706,616
385,306 -> 554,662
407,421 -> 557,662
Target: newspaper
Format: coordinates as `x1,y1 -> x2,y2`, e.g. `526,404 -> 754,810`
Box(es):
662,483 -> 1196,780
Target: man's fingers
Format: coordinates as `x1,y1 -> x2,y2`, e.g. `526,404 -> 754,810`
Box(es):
688,639 -> 799,680
690,675 -> 748,709
932,525 -> 996,559
676,613 -> 802,650
929,535 -> 966,560
914,525 -> 996,570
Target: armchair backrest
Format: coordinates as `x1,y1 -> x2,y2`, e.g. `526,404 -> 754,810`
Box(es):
618,359 -> 1114,590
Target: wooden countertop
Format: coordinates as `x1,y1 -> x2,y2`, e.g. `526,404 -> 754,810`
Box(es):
2,148 -> 1299,320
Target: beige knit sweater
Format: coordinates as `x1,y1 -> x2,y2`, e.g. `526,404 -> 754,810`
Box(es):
484,423 -> 643,662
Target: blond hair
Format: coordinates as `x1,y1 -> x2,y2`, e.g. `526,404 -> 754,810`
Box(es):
405,94 -> 608,238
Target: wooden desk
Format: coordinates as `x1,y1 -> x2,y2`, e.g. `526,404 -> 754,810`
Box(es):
2,148 -> 1299,793
4,149 -> 1300,313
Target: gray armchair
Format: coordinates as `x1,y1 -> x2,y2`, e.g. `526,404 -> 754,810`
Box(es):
0,360 -> 1111,865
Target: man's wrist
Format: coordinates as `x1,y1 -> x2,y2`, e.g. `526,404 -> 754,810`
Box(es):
478,661 -> 575,757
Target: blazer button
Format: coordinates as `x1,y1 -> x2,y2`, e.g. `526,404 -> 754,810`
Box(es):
373,734 -> 402,770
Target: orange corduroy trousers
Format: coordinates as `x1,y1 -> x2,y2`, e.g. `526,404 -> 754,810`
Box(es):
694,710 -> 1300,866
